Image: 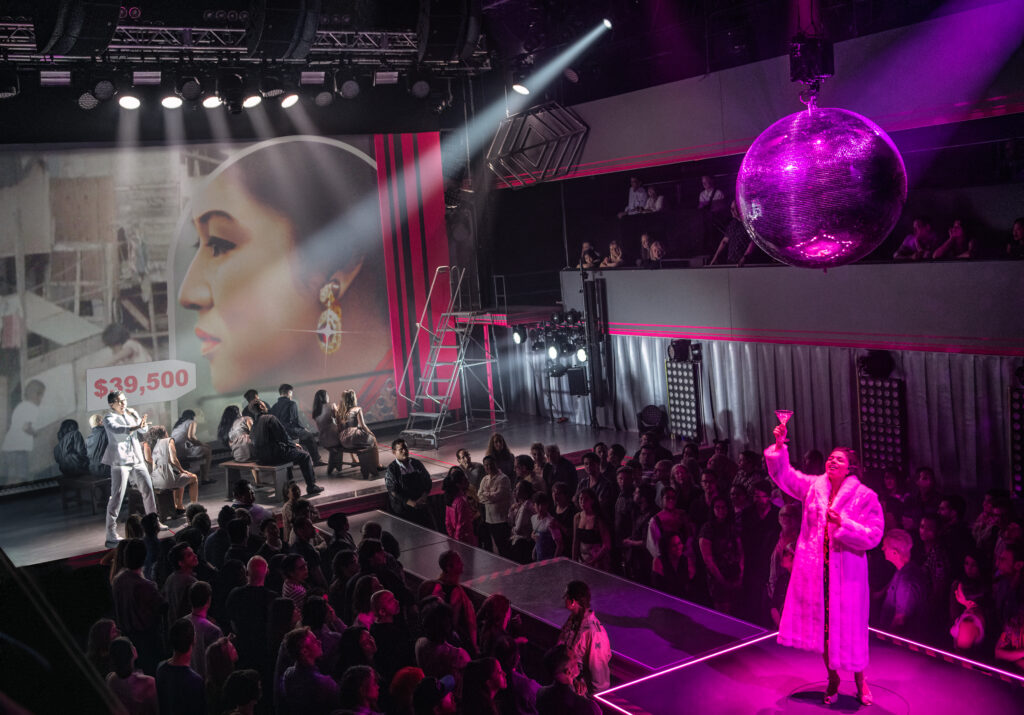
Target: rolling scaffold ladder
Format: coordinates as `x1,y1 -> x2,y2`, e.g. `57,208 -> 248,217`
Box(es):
398,266 -> 507,449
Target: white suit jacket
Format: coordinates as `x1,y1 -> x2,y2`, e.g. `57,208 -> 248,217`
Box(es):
101,411 -> 148,467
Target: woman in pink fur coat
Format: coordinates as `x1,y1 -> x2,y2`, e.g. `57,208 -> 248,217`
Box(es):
764,422 -> 884,706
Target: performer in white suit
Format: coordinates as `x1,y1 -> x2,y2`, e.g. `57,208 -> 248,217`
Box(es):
102,390 -> 164,547
764,420 -> 884,706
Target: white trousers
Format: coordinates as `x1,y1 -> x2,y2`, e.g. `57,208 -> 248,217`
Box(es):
106,463 -> 157,540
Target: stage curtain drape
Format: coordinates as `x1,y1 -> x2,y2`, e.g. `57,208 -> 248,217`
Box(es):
502,334 -> 1015,494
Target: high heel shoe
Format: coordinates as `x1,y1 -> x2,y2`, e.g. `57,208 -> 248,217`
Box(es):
856,685 -> 873,706
823,675 -> 840,705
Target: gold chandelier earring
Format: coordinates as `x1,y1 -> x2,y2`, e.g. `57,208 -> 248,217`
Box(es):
317,280 -> 342,355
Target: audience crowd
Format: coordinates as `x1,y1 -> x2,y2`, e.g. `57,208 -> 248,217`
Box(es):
80,411 -> 1022,714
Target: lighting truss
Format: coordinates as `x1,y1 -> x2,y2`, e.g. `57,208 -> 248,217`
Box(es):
0,22 -> 490,73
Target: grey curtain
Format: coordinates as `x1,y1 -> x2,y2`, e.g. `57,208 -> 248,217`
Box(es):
501,333 -> 1015,494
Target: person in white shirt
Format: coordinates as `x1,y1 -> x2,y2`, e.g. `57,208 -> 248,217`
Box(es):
642,186 -> 664,213
617,176 -> 647,218
102,390 -> 165,547
0,379 -> 44,485
698,175 -> 725,209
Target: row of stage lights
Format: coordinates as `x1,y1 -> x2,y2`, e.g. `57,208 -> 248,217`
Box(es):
21,67 -> 438,114
511,309 -> 588,363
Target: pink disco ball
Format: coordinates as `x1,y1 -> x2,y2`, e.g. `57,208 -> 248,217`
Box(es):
736,106 -> 907,268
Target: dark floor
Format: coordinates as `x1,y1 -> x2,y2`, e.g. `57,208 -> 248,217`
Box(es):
0,414 -> 638,566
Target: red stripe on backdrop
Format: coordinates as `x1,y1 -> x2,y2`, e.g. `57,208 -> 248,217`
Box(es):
402,133 -> 429,391
376,135 -> 408,417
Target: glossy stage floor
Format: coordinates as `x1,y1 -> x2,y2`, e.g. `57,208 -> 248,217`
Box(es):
351,511 -> 1024,715
0,414 -> 628,567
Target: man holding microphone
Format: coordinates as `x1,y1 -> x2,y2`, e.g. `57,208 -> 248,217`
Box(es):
102,390 -> 166,547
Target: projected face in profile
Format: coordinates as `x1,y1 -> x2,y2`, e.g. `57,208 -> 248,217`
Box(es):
177,137 -> 390,394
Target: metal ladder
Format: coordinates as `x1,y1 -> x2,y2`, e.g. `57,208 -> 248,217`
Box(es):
398,267 -> 506,448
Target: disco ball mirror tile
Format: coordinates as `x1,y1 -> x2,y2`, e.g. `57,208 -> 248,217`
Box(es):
736,107 -> 908,268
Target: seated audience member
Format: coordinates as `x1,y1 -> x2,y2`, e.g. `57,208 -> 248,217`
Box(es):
617,176 -> 646,218
412,675 -> 457,715
893,216 -> 941,260
639,240 -> 665,268
769,542 -> 796,627
281,627 -> 340,715
251,400 -> 321,496
107,637 -> 158,715
995,605 -> 1024,672
268,383 -> 322,465
641,185 -> 664,213
710,201 -> 758,266
599,240 -> 625,268
741,480 -> 781,622
415,601 -> 471,680
185,581 -> 222,679
880,467 -> 908,504
1006,217 -> 1024,259
634,232 -> 651,266
933,218 -> 977,259
578,243 -> 601,269
917,514 -> 952,622
156,617 -> 206,715
221,669 -> 261,715
54,418 -> 89,477
949,580 -> 988,653
217,405 -> 254,463
170,410 -> 213,485
697,175 -> 724,210
880,529 -> 928,636
532,491 -> 565,561
460,657 -> 507,715
204,636 -> 238,715
339,664 -> 382,714
556,580 -> 611,697
536,645 -> 600,715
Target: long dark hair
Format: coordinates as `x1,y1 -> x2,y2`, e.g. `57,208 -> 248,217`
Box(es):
173,409 -> 196,430
461,657 -> 502,715
217,405 -> 241,445
486,432 -> 512,460
443,466 -> 468,506
311,389 -> 329,420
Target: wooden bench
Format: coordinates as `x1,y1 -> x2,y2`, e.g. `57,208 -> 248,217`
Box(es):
60,475 -> 109,515
221,460 -> 293,502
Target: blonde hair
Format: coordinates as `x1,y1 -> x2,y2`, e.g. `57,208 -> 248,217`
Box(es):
89,413 -> 104,428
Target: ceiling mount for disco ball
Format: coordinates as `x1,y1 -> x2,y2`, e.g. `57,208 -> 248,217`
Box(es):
734,33 -> 907,269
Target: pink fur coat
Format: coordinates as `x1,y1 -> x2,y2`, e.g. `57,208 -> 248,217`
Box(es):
764,445 -> 884,671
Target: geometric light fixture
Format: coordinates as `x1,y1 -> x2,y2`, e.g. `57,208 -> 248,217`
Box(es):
666,359 -> 702,442
857,375 -> 907,472
1010,377 -> 1023,496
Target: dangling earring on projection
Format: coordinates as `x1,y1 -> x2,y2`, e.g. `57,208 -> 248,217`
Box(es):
317,280 -> 342,355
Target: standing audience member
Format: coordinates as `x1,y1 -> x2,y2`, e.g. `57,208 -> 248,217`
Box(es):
282,554 -> 311,612
509,480 -> 537,564
204,636 -> 238,715
112,539 -> 166,675
573,489 -> 611,571
478,455 -> 513,558
412,675 -> 457,715
106,637 -> 158,715
156,617 -> 206,715
185,581 -> 222,679
222,669 -> 261,715
456,448 -> 485,489
556,580 -> 611,697
204,505 -> 236,569
484,433 -> 515,480
536,645 -> 600,715
371,589 -> 414,684
443,467 -> 477,546
545,445 -> 578,495
414,601 -> 471,681
1005,217 -> 1024,259
338,664 -> 381,714
230,479 -> 271,536
385,438 -> 434,528
651,532 -> 692,599
740,480 -> 781,623
292,516 -> 329,591
280,627 -> 340,715
164,542 -> 199,621
879,529 -> 928,637
699,496 -> 743,614
531,491 -> 565,561
86,618 -> 119,677
460,657 -> 507,715
227,556 -> 276,670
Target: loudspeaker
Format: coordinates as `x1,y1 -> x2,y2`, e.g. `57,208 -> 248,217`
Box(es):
246,0 -> 322,60
567,367 -> 588,396
33,0 -> 121,56
417,0 -> 481,62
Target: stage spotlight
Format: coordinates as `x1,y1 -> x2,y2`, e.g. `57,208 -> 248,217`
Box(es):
216,71 -> 245,113
547,345 -> 559,360
0,68 -> 19,99
260,75 -> 285,98
93,78 -> 116,102
511,67 -> 530,95
565,309 -> 582,325
161,95 -> 183,109
280,92 -> 299,108
603,19 -> 613,29
335,70 -> 361,99
242,93 -> 262,108
409,72 -> 431,99
314,90 -> 335,107
78,92 -> 99,110
576,347 -> 588,362
202,95 -> 222,109
551,311 -> 565,325
549,362 -> 569,378
178,75 -> 203,102
118,93 -> 141,110
512,327 -> 524,345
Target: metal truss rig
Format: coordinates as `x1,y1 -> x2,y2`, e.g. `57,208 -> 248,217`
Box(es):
0,22 -> 491,72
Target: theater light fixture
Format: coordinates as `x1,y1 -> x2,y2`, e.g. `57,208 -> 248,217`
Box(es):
161,94 -> 183,109
202,94 -> 222,109
335,69 -> 361,99
1010,380 -> 1023,496
547,345 -> 559,360
666,360 -> 702,442
857,376 -> 907,472
280,91 -> 300,108
118,93 -> 141,110
511,68 -> 530,95
576,347 -> 588,362
512,327 -> 524,345
178,75 -> 203,102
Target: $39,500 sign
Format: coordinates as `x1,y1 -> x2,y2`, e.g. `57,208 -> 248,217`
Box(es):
86,360 -> 197,412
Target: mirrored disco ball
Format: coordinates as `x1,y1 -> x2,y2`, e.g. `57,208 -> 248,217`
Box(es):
736,107 -> 907,268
